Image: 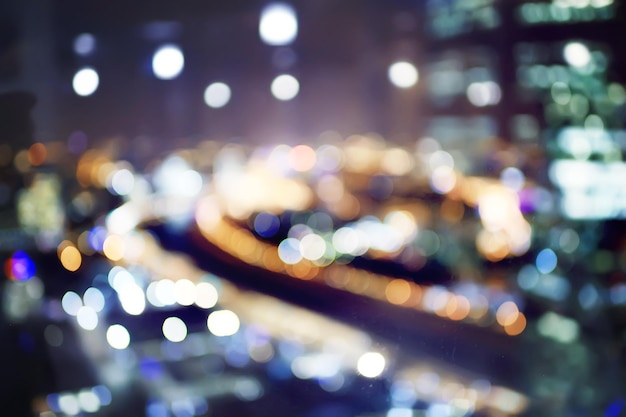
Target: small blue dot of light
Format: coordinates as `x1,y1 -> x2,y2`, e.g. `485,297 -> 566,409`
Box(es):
536,248 -> 558,274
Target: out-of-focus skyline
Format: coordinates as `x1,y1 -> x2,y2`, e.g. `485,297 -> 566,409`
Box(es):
1,1 -> 626,417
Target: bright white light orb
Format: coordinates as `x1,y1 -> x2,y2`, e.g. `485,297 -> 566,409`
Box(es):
259,3 -> 298,46
278,237 -> 303,264
154,279 -> 177,306
299,234 -> 326,261
78,390 -> 100,413
106,324 -> 130,350
59,394 -> 80,416
73,67 -> 99,97
204,82 -> 231,108
174,279 -> 196,306
564,42 -> 591,68
62,291 -> 83,316
109,169 -> 135,196
152,44 -> 184,80
207,309 -> 240,337
388,62 -> 418,89
357,352 -> 386,378
83,287 -> 105,312
195,282 -> 219,309
118,284 -> 146,316
271,74 -> 299,101
162,317 -> 188,342
76,306 -> 98,330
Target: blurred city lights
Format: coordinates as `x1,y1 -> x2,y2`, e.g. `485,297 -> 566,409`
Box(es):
271,74 -> 299,100
61,291 -> 83,316
73,33 -> 96,56
496,301 -> 520,327
388,408 -> 413,417
76,306 -> 99,330
259,3 -> 298,46
357,352 -> 386,378
563,41 -> 591,67
500,167 -> 525,191
299,234 -> 326,261
108,168 -> 135,196
83,287 -> 105,312
92,386 -> 112,406
204,82 -> 231,108
3,5 -> 625,415
195,282 -> 219,309
278,238 -> 303,264
466,81 -> 501,106
118,284 -> 146,315
288,145 -> 316,172
388,62 -> 419,88
154,279 -> 177,306
254,212 -> 281,238
103,234 -> 125,261
78,389 -> 100,413
537,312 -> 579,343
174,279 -> 196,306
5,250 -> 35,281
72,67 -> 99,97
59,394 -> 80,416
106,324 -> 131,350
536,248 -> 558,274
207,309 -> 240,336
152,44 -> 184,80
162,317 -> 188,342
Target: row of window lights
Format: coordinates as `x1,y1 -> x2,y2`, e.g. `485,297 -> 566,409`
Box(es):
72,56 -> 418,102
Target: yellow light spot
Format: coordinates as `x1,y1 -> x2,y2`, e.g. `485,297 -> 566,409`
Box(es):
103,234 -> 125,261
88,156 -> 111,186
286,261 -> 313,280
262,247 -> 284,272
381,148 -> 414,176
28,142 -> 47,166
76,151 -> 97,187
346,270 -> 370,294
385,279 -> 411,305
448,295 -> 471,321
332,194 -> 360,220
504,312 -> 526,336
59,244 -> 82,272
325,266 -> 350,289
405,283 -> 423,307
476,230 -> 510,262
14,150 -> 31,173
496,301 -> 520,327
